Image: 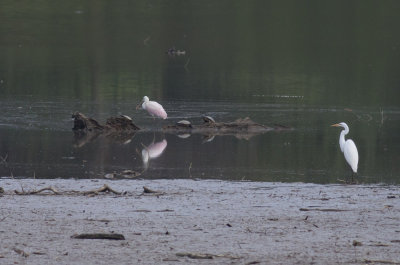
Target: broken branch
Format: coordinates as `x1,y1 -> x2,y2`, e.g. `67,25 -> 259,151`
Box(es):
71,233 -> 125,240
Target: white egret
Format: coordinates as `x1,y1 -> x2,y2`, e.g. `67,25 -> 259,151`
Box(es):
331,122 -> 359,180
137,96 -> 167,119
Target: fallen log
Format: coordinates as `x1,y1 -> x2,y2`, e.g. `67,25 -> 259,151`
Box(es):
72,112 -> 140,132
71,112 -> 291,142
72,112 -> 140,147
163,117 -> 291,140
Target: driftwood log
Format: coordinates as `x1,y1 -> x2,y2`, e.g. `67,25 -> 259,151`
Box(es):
72,112 -> 140,132
72,112 -> 140,147
72,112 -> 291,142
163,117 -> 291,140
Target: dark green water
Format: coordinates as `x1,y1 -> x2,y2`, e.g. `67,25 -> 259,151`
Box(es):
0,1 -> 399,183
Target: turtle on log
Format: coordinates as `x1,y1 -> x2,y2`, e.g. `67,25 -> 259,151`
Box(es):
162,117 -> 291,140
71,112 -> 291,143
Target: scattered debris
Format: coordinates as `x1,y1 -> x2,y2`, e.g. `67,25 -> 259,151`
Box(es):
13,247 -> 29,257
176,252 -> 240,260
387,195 -> 396,199
156,209 -> 174,212
176,252 -> 214,259
166,47 -> 186,56
71,233 -> 125,240
369,243 -> 390,247
12,184 -> 123,196
84,218 -> 111,223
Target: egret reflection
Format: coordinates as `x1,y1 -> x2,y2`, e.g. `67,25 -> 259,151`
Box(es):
141,139 -> 168,169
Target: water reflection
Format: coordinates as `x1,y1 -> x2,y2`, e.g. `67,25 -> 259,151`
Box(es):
141,139 -> 168,170
0,1 -> 400,183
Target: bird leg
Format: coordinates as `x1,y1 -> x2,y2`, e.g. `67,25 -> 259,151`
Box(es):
350,172 -> 358,184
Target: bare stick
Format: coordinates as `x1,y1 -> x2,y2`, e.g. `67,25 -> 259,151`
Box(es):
0,153 -> 7,164
14,187 -> 60,195
184,57 -> 191,71
71,233 -> 125,240
299,208 -> 349,212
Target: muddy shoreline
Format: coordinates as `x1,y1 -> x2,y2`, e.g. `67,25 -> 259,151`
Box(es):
0,179 -> 399,264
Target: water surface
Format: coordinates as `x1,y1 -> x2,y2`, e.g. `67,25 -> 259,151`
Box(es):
0,1 -> 399,183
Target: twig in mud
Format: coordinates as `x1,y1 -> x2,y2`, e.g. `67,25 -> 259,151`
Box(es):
0,215 -> 9,222
364,259 -> 400,264
176,252 -> 240,260
14,186 -> 60,195
83,184 -> 122,196
299,208 -> 349,212
13,247 -> 29,257
176,252 -> 213,259
71,233 -> 125,240
32,251 -> 46,255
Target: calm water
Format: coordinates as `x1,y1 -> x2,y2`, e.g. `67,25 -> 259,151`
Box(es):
0,1 -> 399,183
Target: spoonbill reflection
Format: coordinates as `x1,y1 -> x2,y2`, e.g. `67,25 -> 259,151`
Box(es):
331,122 -> 359,181
137,96 -> 167,119
141,139 -> 167,168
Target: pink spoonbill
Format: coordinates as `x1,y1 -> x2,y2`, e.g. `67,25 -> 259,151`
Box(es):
137,96 -> 167,119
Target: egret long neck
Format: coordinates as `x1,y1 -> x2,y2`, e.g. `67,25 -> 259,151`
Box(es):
339,124 -> 349,152
339,130 -> 346,152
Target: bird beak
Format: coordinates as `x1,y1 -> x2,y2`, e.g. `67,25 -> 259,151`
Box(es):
331,124 -> 340,127
136,100 -> 143,110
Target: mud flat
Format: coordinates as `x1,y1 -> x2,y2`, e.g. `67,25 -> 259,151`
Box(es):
0,179 -> 399,265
